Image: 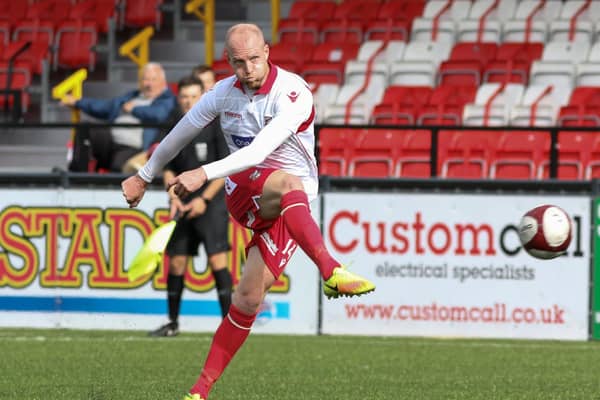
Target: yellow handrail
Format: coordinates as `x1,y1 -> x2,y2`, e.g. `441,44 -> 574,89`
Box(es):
271,0 -> 280,45
52,68 -> 88,123
119,26 -> 155,75
185,0 -> 215,65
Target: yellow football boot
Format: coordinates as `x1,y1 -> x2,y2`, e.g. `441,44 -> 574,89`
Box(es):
323,265 -> 375,299
183,393 -> 204,400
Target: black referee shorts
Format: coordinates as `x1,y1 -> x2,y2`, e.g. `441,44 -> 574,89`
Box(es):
166,201 -> 231,257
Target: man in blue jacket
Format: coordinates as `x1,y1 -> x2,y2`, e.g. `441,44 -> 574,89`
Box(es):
61,62 -> 176,172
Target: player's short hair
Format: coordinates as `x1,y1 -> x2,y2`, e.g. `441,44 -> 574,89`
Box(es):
178,75 -> 204,93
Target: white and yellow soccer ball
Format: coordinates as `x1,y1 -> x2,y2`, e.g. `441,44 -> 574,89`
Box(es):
518,204 -> 572,260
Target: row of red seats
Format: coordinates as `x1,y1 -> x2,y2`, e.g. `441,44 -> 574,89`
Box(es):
319,128 -> 600,180
439,42 -> 544,86
372,85 -> 477,125
280,0 -> 425,44
0,0 -> 162,32
0,20 -> 97,75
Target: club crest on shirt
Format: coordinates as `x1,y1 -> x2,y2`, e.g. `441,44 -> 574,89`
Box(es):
287,91 -> 299,103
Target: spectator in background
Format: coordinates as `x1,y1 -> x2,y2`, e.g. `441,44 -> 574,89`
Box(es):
149,75 -> 232,337
191,64 -> 217,91
61,62 -> 176,172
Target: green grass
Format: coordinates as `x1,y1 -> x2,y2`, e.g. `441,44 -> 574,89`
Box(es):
2,329 -> 600,399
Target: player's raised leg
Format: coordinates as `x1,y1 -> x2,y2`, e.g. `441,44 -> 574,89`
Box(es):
259,170 -> 375,298
185,246 -> 275,400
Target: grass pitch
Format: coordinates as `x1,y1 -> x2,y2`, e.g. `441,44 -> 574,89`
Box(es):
1,328 -> 600,400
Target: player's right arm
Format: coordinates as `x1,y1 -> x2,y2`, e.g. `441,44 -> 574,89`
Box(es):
137,85 -> 220,183
123,83 -> 221,208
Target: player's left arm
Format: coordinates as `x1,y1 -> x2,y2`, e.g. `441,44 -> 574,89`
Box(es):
201,83 -> 314,180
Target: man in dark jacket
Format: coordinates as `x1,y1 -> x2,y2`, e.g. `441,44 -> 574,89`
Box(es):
149,75 -> 232,337
61,62 -> 176,172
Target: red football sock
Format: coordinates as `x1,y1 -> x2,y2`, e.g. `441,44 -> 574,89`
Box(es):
190,304 -> 256,398
280,190 -> 338,280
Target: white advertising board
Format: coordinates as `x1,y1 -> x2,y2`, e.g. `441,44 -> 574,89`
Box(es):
0,188 -> 319,334
321,193 -> 590,340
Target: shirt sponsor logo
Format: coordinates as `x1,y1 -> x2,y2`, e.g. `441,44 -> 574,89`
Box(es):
231,134 -> 254,148
224,111 -> 242,119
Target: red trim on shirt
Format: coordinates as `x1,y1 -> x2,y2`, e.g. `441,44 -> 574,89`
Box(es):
296,106 -> 315,133
255,61 -> 278,95
233,79 -> 245,93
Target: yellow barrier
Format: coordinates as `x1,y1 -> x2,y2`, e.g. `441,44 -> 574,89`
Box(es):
271,0 -> 280,45
119,26 -> 155,75
52,68 -> 88,123
185,0 -> 215,65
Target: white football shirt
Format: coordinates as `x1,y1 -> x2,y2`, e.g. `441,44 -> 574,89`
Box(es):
139,63 -> 319,199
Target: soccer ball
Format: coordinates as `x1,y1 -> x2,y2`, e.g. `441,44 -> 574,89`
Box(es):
518,204 -> 572,260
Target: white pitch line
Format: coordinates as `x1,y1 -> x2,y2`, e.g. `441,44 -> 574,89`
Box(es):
0,335 -> 211,343
0,335 -> 599,351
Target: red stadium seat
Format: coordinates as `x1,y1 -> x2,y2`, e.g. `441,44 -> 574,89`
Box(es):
0,1 -> 27,29
269,42 -> 314,73
320,19 -> 364,44
372,103 -> 416,125
53,21 -> 98,70
586,135 -> 600,179
558,87 -> 600,126
417,104 -> 464,126
396,130 -> 431,178
417,84 -> 476,125
287,1 -> 337,22
439,43 -> 498,86
26,0 -> 71,26
278,19 -> 321,44
5,21 -> 52,75
0,63 -> 31,112
438,130 -> 496,179
302,43 -> 359,86
332,0 -> 381,23
372,86 -> 432,125
538,131 -> 595,180
122,0 -> 163,29
490,131 -> 550,180
483,43 -> 544,84
348,129 -> 396,177
69,0 -> 117,33
364,19 -> 410,42
318,128 -> 355,177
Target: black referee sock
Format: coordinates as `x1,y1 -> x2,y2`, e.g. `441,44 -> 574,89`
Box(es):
167,273 -> 184,324
212,268 -> 233,318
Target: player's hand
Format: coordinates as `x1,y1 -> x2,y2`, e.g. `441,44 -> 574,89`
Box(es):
184,197 -> 207,218
169,197 -> 185,219
167,167 -> 207,199
122,174 -> 148,208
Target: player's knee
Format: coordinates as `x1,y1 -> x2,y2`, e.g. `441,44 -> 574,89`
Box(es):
279,173 -> 303,194
232,290 -> 262,315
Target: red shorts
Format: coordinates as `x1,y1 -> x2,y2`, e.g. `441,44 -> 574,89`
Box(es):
225,167 -> 299,278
